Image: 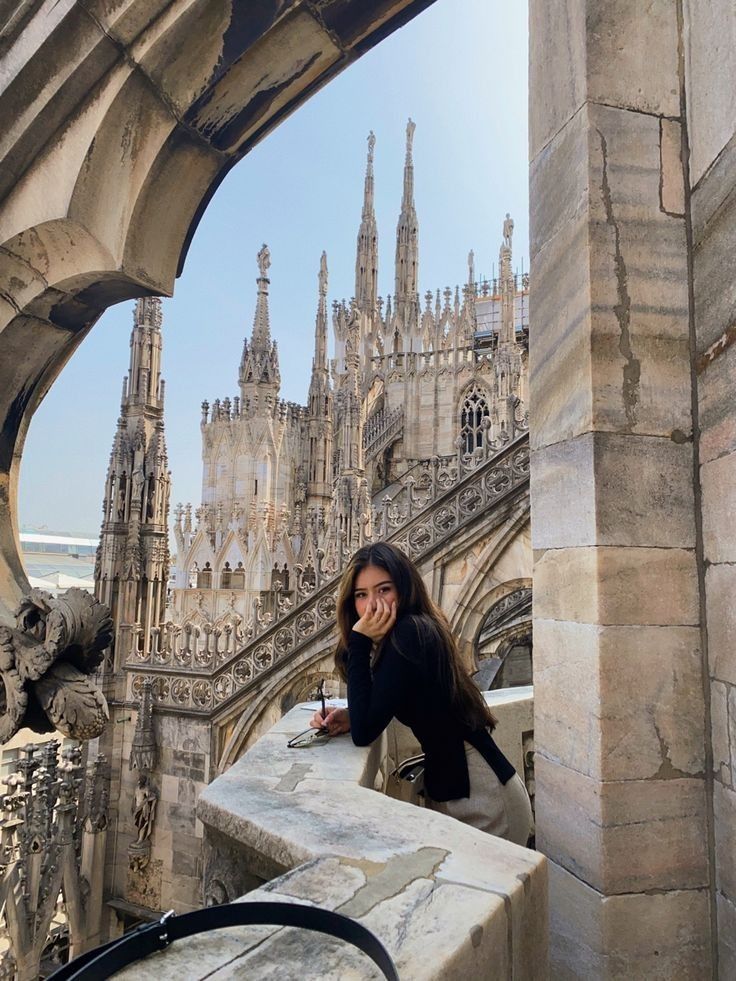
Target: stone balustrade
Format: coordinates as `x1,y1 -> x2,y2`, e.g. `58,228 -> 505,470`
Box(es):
116,688 -> 545,979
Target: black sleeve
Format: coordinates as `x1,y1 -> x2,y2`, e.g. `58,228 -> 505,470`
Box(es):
346,620 -> 419,747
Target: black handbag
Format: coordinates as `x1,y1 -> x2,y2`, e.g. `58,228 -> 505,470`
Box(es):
49,901 -> 400,980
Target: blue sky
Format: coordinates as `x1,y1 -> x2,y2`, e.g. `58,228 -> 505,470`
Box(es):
19,0 -> 528,536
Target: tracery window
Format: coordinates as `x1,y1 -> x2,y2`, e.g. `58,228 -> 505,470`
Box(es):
459,385 -> 490,454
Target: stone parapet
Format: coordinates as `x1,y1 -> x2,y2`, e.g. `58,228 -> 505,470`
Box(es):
113,699 -> 546,979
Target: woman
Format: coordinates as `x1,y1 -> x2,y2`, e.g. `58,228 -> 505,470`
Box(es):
310,542 -> 532,845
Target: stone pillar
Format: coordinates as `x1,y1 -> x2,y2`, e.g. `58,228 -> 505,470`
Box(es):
529,2 -> 711,975
685,3 -> 736,976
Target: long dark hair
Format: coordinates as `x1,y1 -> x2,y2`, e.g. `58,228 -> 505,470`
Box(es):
335,542 -> 496,731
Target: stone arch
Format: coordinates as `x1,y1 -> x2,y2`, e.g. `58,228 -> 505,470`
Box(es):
0,0 -> 433,620
457,381 -> 491,454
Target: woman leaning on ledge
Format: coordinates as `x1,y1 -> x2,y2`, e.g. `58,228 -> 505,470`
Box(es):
310,542 -> 533,845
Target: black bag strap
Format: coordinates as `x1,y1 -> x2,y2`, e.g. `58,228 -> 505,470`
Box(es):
49,900 -> 400,980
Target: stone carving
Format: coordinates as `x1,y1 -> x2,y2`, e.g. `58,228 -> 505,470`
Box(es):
129,773 -> 158,872
0,742 -> 109,981
129,677 -> 156,772
257,242 -> 270,278
0,588 -> 112,744
503,212 -> 514,250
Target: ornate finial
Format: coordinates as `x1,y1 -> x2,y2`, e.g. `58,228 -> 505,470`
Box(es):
319,251 -> 328,295
406,118 -> 416,155
129,677 -> 156,772
257,243 -> 271,279
367,130 -> 375,162
503,213 -> 514,251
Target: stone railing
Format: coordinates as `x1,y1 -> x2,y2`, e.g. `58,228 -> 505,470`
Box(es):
111,690 -> 545,979
363,403 -> 404,459
125,426 -> 530,715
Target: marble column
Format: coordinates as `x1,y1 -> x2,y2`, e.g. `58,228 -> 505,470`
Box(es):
529,1 -> 711,975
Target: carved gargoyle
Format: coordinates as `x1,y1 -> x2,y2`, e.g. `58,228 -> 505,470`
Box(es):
0,587 -> 113,743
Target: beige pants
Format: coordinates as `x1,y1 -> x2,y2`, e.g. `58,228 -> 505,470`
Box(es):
426,745 -> 533,846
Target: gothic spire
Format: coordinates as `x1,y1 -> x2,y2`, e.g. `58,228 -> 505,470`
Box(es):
251,243 -> 272,349
126,297 -> 163,411
394,119 -> 419,334
355,131 -> 378,312
313,251 -> 329,373
239,245 -> 281,397
498,213 -> 517,349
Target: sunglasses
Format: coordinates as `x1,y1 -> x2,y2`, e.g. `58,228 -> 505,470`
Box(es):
286,679 -> 331,748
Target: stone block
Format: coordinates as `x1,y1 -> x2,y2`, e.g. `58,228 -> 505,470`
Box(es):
534,545 -> 699,626
533,619 -> 602,777
701,449 -> 736,563
549,862 -> 711,980
585,0 -> 680,118
531,432 -> 695,550
692,180 -> 736,359
660,118 -> 685,216
684,0 -> 736,186
596,625 -> 704,781
531,103 -> 692,450
529,0 -> 587,159
706,564 -> 736,685
714,780 -> 736,903
536,756 -> 708,893
711,681 -> 732,785
698,339 -> 736,465
717,893 -> 736,980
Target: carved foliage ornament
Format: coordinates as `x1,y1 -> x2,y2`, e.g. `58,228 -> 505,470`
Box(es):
0,589 -> 112,743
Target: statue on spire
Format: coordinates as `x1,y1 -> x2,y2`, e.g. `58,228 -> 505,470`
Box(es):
503,213 -> 514,251
257,243 -> 271,279
319,251 -> 328,295
406,118 -> 416,156
468,249 -> 475,285
367,130 -> 375,162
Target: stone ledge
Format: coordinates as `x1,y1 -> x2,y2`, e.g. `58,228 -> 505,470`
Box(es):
119,698 -> 546,979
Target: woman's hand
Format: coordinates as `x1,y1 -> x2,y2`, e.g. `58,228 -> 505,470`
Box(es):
309,706 -> 351,736
352,597 -> 397,643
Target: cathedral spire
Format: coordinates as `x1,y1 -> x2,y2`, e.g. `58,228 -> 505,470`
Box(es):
251,243 -> 272,349
394,119 -> 419,336
355,131 -> 378,312
498,213 -> 517,349
126,297 -> 163,410
313,251 -> 329,374
306,252 -> 333,511
239,245 -> 281,399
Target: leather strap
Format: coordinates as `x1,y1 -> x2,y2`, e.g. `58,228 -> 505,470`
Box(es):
49,900 -> 400,980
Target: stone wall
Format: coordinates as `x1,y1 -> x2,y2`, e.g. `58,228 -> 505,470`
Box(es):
528,1 -> 736,976
686,3 -> 736,975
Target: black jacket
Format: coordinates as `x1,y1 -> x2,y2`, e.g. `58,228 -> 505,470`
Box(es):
345,615 -> 515,802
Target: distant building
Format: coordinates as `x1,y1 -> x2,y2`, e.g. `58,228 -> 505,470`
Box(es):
20,531 -> 98,594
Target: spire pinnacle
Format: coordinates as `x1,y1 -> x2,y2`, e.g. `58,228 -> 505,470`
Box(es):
402,118 -> 416,206
251,244 -> 271,349
355,131 -> 379,311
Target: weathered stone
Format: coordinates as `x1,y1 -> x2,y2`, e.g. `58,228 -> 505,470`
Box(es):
706,564 -> 736,686
660,118 -> 685,216
531,433 -> 695,550
684,0 -> 736,185
536,756 -> 708,894
529,0 -> 586,160
714,780 -> 736,903
717,893 -> 736,980
534,545 -> 699,626
698,339 -> 736,465
701,449 -> 736,563
536,620 -> 704,781
549,862 -> 711,980
711,681 -> 732,785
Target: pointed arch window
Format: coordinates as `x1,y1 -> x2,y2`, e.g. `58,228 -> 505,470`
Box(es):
459,385 -> 490,454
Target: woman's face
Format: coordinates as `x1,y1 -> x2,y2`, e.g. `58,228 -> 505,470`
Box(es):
353,564 -> 399,619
